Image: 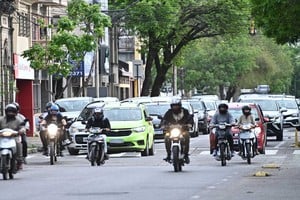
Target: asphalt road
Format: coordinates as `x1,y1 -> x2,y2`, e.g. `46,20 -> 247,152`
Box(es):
1,128 -> 300,200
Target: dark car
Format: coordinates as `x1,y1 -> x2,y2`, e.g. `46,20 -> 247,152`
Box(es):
184,99 -> 209,134
144,102 -> 170,139
209,103 -> 268,154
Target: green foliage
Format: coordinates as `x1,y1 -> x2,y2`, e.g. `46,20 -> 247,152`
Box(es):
251,0 -> 300,44
22,0 -> 111,77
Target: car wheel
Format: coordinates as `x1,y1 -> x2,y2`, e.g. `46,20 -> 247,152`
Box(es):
68,147 -> 79,155
141,139 -> 149,157
149,141 -> 155,156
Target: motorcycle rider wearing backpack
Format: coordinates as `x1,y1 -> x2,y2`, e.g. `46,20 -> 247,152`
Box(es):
210,103 -> 235,157
162,98 -> 194,164
85,107 -> 110,160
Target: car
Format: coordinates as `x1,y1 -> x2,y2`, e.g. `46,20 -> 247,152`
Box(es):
209,102 -> 268,154
238,98 -> 285,141
183,99 -> 209,134
55,97 -> 94,126
181,101 -> 199,137
120,97 -> 152,104
143,102 -> 170,139
68,101 -> 155,156
254,84 -> 270,94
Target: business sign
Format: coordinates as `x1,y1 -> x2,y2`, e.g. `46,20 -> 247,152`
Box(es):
69,60 -> 84,77
14,54 -> 34,80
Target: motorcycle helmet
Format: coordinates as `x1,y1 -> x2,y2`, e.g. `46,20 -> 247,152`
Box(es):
13,102 -> 20,112
218,103 -> 228,114
50,104 -> 59,115
170,98 -> 182,114
5,104 -> 18,119
93,107 -> 104,120
242,105 -> 251,116
45,101 -> 54,112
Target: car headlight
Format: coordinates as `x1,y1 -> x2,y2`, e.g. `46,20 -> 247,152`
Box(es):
292,113 -> 299,117
170,128 -> 181,138
133,126 -> 146,132
69,126 -> 79,134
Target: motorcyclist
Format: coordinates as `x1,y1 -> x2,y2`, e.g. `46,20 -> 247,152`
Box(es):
85,107 -> 110,160
13,102 -> 30,164
210,103 -> 235,157
237,105 -> 259,155
40,104 -> 67,156
162,98 -> 193,164
0,104 -> 26,172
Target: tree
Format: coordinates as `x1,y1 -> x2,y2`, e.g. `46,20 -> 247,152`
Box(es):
22,0 -> 111,98
251,0 -> 300,44
111,0 -> 251,96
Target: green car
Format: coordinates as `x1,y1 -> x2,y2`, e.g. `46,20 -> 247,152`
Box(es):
104,103 -> 155,156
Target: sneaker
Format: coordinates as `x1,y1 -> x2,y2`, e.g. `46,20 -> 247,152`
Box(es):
212,149 -> 217,157
184,155 -> 190,164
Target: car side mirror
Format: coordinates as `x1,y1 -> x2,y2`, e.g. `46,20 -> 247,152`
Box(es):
280,107 -> 288,113
194,109 -> 199,114
146,116 -> 153,121
157,115 -> 163,120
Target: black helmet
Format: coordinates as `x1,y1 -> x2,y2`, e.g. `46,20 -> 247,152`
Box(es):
242,105 -> 251,116
218,103 -> 228,114
5,104 -> 18,118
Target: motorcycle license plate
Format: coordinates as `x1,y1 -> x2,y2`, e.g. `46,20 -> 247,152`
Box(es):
110,139 -> 124,144
233,139 -> 239,145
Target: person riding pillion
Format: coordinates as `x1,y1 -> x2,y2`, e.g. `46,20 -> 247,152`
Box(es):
210,103 -> 235,157
162,98 -> 194,164
85,107 -> 110,160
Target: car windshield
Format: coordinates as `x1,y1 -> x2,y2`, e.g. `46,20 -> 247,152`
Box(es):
56,99 -> 91,112
187,101 -> 205,110
145,104 -> 169,116
239,99 -> 278,111
104,108 -> 142,121
276,99 -> 298,109
204,101 -> 216,110
229,108 -> 259,121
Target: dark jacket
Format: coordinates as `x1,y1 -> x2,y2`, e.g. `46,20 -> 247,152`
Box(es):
86,116 -> 111,133
162,108 -> 193,130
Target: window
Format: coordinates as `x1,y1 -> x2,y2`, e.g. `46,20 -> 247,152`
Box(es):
19,14 -> 30,37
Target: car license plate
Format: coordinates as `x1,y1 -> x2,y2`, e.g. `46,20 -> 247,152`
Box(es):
110,139 -> 124,144
155,130 -> 163,135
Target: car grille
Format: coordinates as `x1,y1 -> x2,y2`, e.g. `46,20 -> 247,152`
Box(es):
75,134 -> 88,144
107,130 -> 132,137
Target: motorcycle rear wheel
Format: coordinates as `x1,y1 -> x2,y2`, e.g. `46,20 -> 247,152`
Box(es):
90,146 -> 96,166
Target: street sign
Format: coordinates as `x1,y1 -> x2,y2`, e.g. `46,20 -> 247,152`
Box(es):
69,60 -> 84,77
132,59 -> 143,78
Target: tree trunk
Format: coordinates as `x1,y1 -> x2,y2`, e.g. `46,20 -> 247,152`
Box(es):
226,85 -> 237,102
219,85 -> 225,100
141,52 -> 155,96
151,64 -> 170,97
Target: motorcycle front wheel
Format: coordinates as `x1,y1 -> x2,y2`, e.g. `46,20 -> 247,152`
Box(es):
96,145 -> 105,166
220,143 -> 226,166
246,143 -> 251,164
90,146 -> 96,166
49,141 -> 55,165
1,155 -> 8,180
172,146 -> 181,172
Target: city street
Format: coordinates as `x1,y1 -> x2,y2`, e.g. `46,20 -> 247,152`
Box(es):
1,129 -> 300,200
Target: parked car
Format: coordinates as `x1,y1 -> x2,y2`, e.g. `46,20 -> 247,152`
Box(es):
184,99 -> 209,134
254,84 -> 270,94
209,102 -> 268,154
181,101 -> 199,137
68,102 -> 155,156
238,98 -> 285,141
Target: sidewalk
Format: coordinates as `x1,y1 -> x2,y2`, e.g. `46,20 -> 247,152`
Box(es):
27,135 -> 43,154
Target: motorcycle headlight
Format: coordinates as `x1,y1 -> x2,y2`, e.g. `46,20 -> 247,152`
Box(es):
170,128 -> 181,138
48,124 -> 58,138
133,126 -> 146,133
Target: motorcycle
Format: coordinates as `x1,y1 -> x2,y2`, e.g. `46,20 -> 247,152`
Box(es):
0,129 -> 19,180
211,123 -> 233,166
87,127 -> 106,166
43,123 -> 62,165
238,123 -> 257,164
165,124 -> 187,172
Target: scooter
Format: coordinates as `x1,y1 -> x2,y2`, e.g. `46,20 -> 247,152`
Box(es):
87,127 -> 106,166
165,124 -> 186,172
0,128 -> 19,180
211,123 -> 233,166
238,123 -> 257,164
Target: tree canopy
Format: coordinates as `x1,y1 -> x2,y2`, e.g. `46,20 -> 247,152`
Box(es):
251,0 -> 300,44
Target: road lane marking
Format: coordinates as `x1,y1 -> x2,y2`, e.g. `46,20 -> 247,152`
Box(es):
293,150 -> 300,154
265,150 -> 278,155
274,141 -> 285,148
